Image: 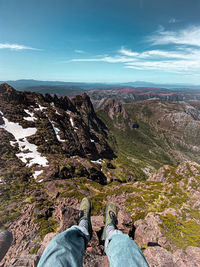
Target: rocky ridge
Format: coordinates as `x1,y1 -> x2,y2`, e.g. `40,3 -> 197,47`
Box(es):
1,161 -> 200,266
0,83 -> 114,185
88,87 -> 200,108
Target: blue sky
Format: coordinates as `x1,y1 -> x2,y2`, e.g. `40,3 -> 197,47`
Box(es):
1,0 -> 200,84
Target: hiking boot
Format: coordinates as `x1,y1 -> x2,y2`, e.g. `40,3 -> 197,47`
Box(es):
102,202 -> 118,241
78,197 -> 92,239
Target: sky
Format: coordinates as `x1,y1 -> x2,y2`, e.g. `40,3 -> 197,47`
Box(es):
1,0 -> 200,84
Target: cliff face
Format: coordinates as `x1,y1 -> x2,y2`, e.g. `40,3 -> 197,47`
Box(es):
0,83 -> 114,184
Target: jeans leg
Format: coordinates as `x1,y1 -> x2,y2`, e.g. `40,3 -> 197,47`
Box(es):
105,230 -> 149,267
37,225 -> 90,267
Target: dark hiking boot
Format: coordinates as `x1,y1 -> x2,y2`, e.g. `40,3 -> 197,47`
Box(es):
78,197 -> 92,239
102,202 -> 118,241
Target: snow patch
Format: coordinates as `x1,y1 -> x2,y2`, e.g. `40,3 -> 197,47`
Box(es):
70,117 -> 74,127
91,159 -> 103,164
90,139 -> 95,142
38,104 -> 47,111
49,119 -> 65,142
67,111 -> 79,131
16,142 -> 48,167
10,141 -> 16,147
1,117 -> 37,140
33,170 -> 43,179
35,104 -> 47,112
38,179 -> 44,183
24,109 -> 37,121
70,117 -> 78,131
50,103 -> 61,115
55,110 -> 61,115
0,111 -> 48,167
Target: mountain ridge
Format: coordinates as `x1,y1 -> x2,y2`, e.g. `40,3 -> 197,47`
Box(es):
2,79 -> 200,91
0,83 -> 115,185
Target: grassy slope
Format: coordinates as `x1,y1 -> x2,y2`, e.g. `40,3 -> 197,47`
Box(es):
97,108 -> 174,178
97,100 -> 200,179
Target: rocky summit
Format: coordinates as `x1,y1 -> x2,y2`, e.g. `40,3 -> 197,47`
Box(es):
1,83 -> 200,266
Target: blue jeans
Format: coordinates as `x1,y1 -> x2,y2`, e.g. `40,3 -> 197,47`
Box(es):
37,226 -> 149,267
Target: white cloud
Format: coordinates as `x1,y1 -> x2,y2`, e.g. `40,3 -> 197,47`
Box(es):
125,59 -> 199,73
70,47 -> 200,73
69,25 -> 200,75
169,18 -> 179,24
119,47 -> 189,59
74,49 -> 85,54
119,47 -> 139,57
0,43 -> 41,51
70,56 -> 135,63
148,25 -> 200,47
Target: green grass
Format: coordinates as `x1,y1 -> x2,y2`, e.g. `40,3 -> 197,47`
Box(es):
97,109 -> 175,179
34,216 -> 58,241
90,193 -> 107,215
160,213 -> 200,249
30,245 -> 40,255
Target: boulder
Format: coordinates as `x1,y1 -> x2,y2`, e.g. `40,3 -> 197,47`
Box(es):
144,246 -> 175,267
173,246 -> 200,267
117,209 -> 134,235
134,213 -> 170,248
9,254 -> 39,267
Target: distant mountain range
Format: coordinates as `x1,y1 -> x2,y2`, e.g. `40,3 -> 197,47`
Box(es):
87,87 -> 200,108
1,79 -> 200,92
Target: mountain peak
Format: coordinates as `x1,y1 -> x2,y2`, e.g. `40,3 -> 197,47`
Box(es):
0,83 -> 16,93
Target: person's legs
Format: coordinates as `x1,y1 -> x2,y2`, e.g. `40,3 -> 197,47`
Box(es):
37,225 -> 89,267
105,230 -> 149,267
37,198 -> 92,267
103,203 -> 149,267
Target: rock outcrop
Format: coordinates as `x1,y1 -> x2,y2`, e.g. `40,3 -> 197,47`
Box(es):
143,246 -> 200,267
0,83 -> 114,185
1,160 -> 200,266
134,213 -> 170,249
